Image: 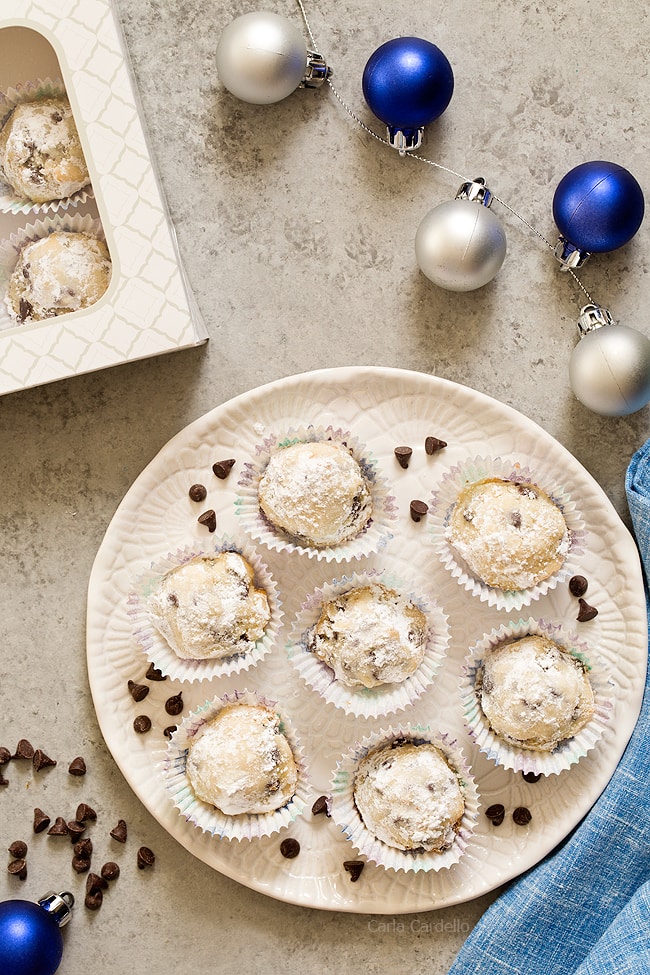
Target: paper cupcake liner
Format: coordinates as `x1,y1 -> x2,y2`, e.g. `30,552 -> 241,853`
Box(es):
163,689 -> 309,841
0,78 -> 93,215
128,536 -> 283,683
330,726 -> 479,873
287,568 -> 450,718
0,212 -> 108,331
235,424 -> 398,563
460,617 -> 615,776
428,455 -> 587,612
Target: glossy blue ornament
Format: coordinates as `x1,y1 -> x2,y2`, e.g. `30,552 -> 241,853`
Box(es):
362,37 -> 454,153
0,892 -> 73,975
553,160 -> 644,267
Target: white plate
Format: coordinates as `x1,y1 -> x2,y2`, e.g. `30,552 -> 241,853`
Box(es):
86,366 -> 647,913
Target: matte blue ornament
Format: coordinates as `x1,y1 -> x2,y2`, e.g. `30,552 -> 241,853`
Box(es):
0,892 -> 74,975
362,37 -> 454,154
553,160 -> 644,268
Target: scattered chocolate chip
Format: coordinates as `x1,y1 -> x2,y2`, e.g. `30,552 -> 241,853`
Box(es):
0,772 -> 8,786
110,820 -> 128,843
212,458 -> 236,479
8,840 -> 28,858
86,872 -> 108,894
75,803 -> 96,823
145,663 -> 167,682
68,756 -> 87,776
197,509 -> 217,532
522,771 -> 541,783
84,891 -> 103,911
188,483 -> 207,502
33,749 -> 57,772
343,860 -> 364,882
74,837 -> 93,858
7,859 -> 27,879
279,837 -> 300,859
47,817 -> 69,837
67,821 -> 86,842
569,575 -> 589,597
133,715 -> 152,734
311,795 -> 331,817
577,598 -> 598,622
485,803 -> 506,826
33,808 -> 51,833
513,806 -> 532,826
0,746 -> 11,765
72,855 -> 91,874
425,436 -> 447,455
101,861 -> 120,882
128,680 -> 150,703
137,846 -> 155,869
394,446 -> 413,469
163,725 -> 177,739
409,499 -> 429,522
13,739 -> 34,760
165,692 -> 183,716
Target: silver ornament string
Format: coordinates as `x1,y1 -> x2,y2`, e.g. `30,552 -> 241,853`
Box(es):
294,0 -> 597,309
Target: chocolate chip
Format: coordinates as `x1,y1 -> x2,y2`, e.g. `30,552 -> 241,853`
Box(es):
394,446 -> 413,469
577,598 -> 598,622
311,795 -> 331,817
510,511 -> 522,529
74,837 -> 93,858
165,692 -> 183,716
33,808 -> 51,833
279,837 -> 300,859
197,509 -> 217,532
133,715 -> 152,734
485,804 -> 505,826
33,749 -> 57,772
188,483 -> 207,502
0,771 -> 7,786
163,725 -> 177,739
75,803 -> 96,823
86,872 -> 108,894
8,840 -> 28,858
513,806 -> 532,826
67,821 -> 86,842
409,499 -> 429,522
101,861 -> 120,882
68,756 -> 87,776
110,819 -> 128,843
85,891 -> 103,911
212,458 -> 236,479
13,739 -> 34,760
7,859 -> 27,879
425,436 -> 447,454
145,663 -> 167,682
569,575 -> 588,597
72,855 -> 91,874
522,771 -> 542,783
18,298 -> 33,323
137,846 -> 155,869
47,817 -> 69,836
343,860 -> 364,882
128,680 -> 150,703
0,746 -> 11,765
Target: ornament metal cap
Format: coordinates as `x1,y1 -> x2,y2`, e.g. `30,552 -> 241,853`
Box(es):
301,51 -> 332,88
554,236 -> 591,270
37,892 -> 74,929
456,177 -> 493,208
577,303 -> 617,335
386,126 -> 423,155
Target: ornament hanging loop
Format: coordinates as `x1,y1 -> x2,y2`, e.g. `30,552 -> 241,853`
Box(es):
576,303 -> 617,336
301,50 -> 332,88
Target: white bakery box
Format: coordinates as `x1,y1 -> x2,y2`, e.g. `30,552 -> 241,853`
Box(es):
0,0 -> 208,396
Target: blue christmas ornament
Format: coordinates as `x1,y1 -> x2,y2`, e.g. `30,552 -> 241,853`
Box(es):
553,160 -> 645,268
362,37 -> 454,154
0,892 -> 74,975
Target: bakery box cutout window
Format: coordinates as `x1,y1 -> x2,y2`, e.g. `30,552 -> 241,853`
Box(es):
0,26 -> 112,333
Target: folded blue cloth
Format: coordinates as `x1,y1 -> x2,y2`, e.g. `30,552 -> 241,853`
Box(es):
448,439 -> 650,975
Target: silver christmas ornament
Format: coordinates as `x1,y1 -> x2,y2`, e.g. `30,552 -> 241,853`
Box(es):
415,178 -> 507,291
216,11 -> 330,105
569,304 -> 650,416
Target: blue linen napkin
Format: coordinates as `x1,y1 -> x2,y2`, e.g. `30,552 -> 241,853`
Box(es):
448,439 -> 650,975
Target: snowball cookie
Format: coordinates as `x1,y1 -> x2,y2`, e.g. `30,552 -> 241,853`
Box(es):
186,703 -> 298,815
258,440 -> 373,547
7,230 -> 111,323
0,96 -> 90,203
309,582 -> 427,687
446,477 -> 570,590
146,552 -> 271,660
479,634 -> 595,752
353,740 -> 465,852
